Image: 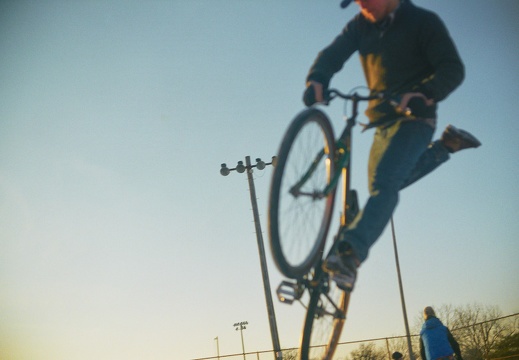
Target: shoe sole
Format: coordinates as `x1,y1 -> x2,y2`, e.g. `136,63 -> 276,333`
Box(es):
331,273 -> 354,292
323,261 -> 356,292
446,125 -> 481,147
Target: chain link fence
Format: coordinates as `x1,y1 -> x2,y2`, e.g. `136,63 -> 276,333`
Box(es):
192,313 -> 518,360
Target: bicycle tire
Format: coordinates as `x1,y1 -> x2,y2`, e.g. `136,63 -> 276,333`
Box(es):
300,271 -> 350,360
269,108 -> 337,279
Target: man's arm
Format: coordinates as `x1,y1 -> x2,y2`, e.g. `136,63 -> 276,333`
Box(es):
419,336 -> 427,360
447,329 -> 463,360
415,13 -> 464,102
306,18 -> 360,90
303,19 -> 360,106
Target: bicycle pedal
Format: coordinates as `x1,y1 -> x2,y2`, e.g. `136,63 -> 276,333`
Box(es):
276,280 -> 304,305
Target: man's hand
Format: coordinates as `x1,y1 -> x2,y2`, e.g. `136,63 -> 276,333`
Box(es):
303,81 -> 325,106
397,92 -> 435,117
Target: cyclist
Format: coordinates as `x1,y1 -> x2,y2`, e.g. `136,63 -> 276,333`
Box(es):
303,0 -> 481,292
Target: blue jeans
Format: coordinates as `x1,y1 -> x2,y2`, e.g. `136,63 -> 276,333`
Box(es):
340,120 -> 450,262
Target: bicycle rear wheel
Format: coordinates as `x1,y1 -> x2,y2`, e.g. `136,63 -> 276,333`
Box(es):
269,108 -> 337,279
300,270 -> 349,360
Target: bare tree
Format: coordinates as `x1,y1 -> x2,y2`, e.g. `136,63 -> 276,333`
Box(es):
490,332 -> 519,360
347,343 -> 386,360
452,304 -> 517,360
387,336 -> 420,360
281,349 -> 298,360
412,304 -> 456,331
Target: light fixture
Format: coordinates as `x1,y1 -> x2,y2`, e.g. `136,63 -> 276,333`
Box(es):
220,163 -> 230,176
256,158 -> 266,170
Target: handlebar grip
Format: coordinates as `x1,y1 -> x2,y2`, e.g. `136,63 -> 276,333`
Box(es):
388,99 -> 412,117
324,89 -> 334,101
323,89 -> 339,105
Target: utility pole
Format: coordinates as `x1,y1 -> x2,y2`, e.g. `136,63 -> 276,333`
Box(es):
390,217 -> 414,360
221,156 -> 282,360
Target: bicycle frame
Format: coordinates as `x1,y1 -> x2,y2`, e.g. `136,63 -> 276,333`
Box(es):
289,90 -> 380,226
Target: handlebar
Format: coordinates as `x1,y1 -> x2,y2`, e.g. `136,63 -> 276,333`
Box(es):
325,88 -> 382,102
325,88 -> 412,117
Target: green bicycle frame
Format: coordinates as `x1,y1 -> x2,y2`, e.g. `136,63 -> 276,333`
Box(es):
288,138 -> 350,199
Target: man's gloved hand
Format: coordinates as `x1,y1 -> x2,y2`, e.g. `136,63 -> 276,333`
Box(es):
396,92 -> 435,118
303,81 -> 325,106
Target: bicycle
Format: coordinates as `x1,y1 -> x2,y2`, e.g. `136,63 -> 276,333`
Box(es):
268,88 -> 401,360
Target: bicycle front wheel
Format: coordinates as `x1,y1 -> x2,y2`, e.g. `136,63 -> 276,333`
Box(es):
269,108 -> 337,279
300,272 -> 349,360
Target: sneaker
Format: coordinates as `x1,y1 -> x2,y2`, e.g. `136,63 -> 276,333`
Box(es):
440,125 -> 481,153
322,247 -> 359,292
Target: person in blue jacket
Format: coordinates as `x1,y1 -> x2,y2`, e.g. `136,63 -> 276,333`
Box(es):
420,306 -> 463,360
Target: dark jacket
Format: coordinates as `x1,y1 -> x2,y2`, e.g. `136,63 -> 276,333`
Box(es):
306,0 -> 464,125
420,317 -> 462,360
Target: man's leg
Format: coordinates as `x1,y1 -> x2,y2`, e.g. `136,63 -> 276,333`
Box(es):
323,121 -> 433,291
401,124 -> 482,189
323,122 -> 481,291
346,121 -> 434,261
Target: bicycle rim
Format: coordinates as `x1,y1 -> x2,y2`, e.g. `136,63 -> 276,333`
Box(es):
269,108 -> 336,278
300,272 -> 350,360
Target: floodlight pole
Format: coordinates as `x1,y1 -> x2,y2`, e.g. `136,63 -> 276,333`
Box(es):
214,336 -> 220,360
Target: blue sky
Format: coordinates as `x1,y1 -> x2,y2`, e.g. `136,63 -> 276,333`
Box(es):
1,1 -> 518,359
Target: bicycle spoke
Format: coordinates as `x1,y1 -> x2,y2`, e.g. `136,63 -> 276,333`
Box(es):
269,109 -> 336,278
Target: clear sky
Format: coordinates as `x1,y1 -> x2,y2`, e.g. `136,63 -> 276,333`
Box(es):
1,1 -> 518,359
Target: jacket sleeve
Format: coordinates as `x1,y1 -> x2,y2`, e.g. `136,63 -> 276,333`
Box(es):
420,336 -> 427,360
306,18 -> 360,88
415,13 -> 464,102
447,329 -> 463,360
